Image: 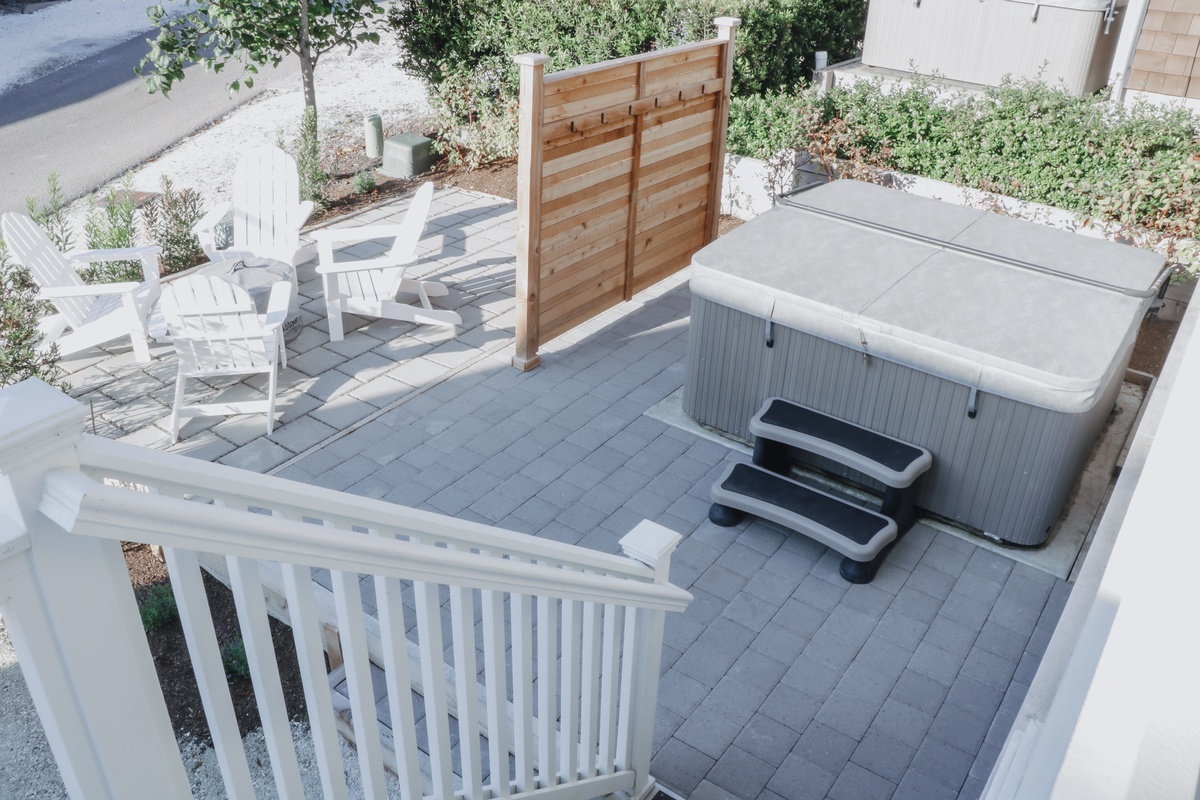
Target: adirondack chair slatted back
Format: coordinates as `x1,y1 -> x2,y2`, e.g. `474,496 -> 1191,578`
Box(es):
161,276 -> 275,374
1,212 -> 92,327
232,146 -> 304,261
344,181 -> 435,304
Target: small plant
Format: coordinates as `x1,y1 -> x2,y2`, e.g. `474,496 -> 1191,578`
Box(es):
0,237 -> 65,390
137,582 -> 179,633
142,175 -> 207,276
294,106 -> 330,209
220,635 -> 251,681
82,174 -> 142,284
352,170 -> 377,194
25,173 -> 74,253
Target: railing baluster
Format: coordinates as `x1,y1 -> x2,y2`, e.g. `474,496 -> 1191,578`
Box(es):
512,585 -> 535,793
330,567 -> 388,800
449,545 -> 484,799
615,605 -> 638,767
164,547 -> 256,799
597,603 -> 622,773
414,577 -> 454,796
374,557 -> 424,800
481,580 -> 511,797
227,555 -> 306,799
579,601 -> 603,779
560,596 -> 582,784
537,594 -> 558,787
280,560 -> 350,800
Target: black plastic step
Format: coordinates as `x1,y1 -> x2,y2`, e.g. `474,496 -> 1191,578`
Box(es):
709,462 -> 897,563
750,397 -> 932,488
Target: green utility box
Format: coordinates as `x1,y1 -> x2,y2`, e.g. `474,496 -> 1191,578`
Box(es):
380,133 -> 433,178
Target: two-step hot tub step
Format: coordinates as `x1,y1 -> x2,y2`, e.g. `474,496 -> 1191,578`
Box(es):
709,398 -> 933,584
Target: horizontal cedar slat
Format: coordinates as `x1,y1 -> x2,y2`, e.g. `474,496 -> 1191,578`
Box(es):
542,156 -> 632,199
541,226 -> 627,273
638,42 -> 722,76
544,82 -> 641,123
638,164 -> 710,203
633,224 -> 706,282
640,130 -> 713,169
542,172 -> 632,218
544,116 -> 635,150
540,252 -> 625,304
542,79 -> 721,141
542,182 -> 634,230
539,287 -> 625,343
638,149 -> 710,190
544,135 -> 634,179
643,94 -> 715,130
633,238 -> 705,294
642,107 -> 715,146
636,185 -> 708,230
634,206 -> 707,257
545,70 -> 638,108
544,124 -> 631,163
644,57 -> 722,95
541,240 -> 626,289
543,40 -> 718,89
541,202 -> 629,251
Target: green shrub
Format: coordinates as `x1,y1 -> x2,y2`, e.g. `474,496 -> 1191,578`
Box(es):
137,582 -> 179,633
428,67 -> 520,169
0,238 -> 65,390
142,175 -> 206,276
220,635 -> 251,681
352,170 -> 378,194
294,106 -> 329,209
25,173 -> 74,253
82,175 -> 143,284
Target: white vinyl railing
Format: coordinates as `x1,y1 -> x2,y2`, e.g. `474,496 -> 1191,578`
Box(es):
0,379 -> 691,800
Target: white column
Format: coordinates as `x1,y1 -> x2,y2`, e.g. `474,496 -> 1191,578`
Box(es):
0,379 -> 190,800
618,521 -> 685,800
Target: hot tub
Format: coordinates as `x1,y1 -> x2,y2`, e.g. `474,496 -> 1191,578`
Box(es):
683,180 -> 1166,545
861,0 -> 1126,95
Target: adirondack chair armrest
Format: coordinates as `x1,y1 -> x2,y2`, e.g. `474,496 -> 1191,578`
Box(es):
310,224 -> 408,246
294,200 -> 315,228
39,282 -> 142,299
193,202 -> 232,236
261,280 -> 293,331
69,246 -> 163,283
314,253 -> 417,275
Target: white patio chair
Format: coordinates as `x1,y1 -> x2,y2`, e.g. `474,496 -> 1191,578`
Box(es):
1,211 -> 162,362
312,182 -> 461,342
160,274 -> 291,441
192,145 -> 315,267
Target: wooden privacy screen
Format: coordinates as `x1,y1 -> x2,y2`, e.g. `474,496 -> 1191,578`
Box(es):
512,18 -> 740,370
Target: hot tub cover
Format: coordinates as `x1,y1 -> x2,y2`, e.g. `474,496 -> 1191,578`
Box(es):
690,180 -> 1165,414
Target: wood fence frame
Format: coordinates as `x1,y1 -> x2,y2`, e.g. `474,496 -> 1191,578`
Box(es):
513,18 -> 740,370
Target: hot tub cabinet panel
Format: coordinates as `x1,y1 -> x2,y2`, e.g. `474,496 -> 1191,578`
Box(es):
683,181 -> 1165,546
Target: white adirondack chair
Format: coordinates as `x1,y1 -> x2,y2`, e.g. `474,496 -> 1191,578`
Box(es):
192,145 -> 315,267
312,182 -> 461,342
160,274 -> 291,440
1,211 -> 162,362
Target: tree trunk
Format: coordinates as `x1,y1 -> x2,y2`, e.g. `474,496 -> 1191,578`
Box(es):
297,0 -> 318,125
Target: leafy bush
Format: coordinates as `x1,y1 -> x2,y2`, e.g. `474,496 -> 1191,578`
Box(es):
25,173 -> 74,253
352,170 -> 378,194
294,106 -> 330,208
138,583 -> 179,633
0,238 -> 64,390
726,77 -> 1200,274
142,176 -> 207,276
428,67 -> 520,169
220,635 -> 251,681
82,175 -> 142,284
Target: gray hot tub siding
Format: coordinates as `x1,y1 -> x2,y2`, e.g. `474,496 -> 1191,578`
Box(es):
683,295 -> 1127,544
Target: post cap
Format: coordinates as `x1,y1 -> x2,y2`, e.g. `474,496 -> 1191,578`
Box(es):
620,520 -> 682,571
513,53 -> 553,67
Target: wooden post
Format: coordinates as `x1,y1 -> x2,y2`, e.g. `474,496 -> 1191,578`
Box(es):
623,60 -> 649,302
706,17 -> 741,244
617,520 -> 684,800
0,380 -> 191,799
513,53 -> 552,372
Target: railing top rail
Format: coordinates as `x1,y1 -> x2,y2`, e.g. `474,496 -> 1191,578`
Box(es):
76,436 -> 653,581
43,467 -> 692,612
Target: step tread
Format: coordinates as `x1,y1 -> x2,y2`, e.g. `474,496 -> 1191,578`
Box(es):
712,462 -> 897,561
751,397 -> 933,487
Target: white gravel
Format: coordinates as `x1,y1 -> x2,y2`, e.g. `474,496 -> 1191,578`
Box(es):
0,2 -> 431,796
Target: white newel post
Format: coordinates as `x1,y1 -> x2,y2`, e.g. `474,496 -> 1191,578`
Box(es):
618,520 -> 685,800
0,379 -> 190,799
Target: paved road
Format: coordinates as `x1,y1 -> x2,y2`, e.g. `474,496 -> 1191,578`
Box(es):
0,31 -> 298,215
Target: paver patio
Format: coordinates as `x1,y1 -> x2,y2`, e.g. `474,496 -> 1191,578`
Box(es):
60,186 -> 1069,800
